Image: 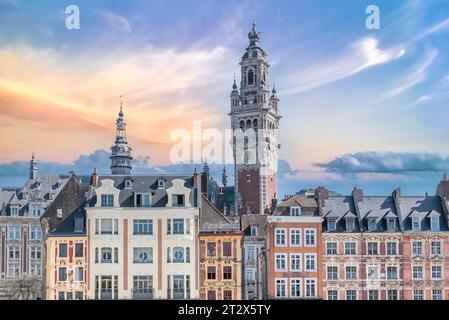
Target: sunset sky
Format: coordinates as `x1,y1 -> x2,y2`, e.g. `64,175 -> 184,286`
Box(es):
1,0 -> 449,196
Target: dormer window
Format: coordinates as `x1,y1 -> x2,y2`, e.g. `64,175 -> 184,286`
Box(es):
125,179 -> 132,189
31,205 -> 41,217
290,207 -> 301,216
346,217 -> 355,231
387,218 -> 396,231
327,218 -> 337,231
367,218 -> 377,231
158,179 -> 166,189
172,194 -> 185,207
250,225 -> 258,236
101,194 -> 114,207
430,216 -> 440,231
10,206 -> 19,216
136,193 -> 151,208
412,216 -> 421,231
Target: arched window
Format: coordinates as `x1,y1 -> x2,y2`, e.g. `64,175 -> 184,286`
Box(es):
244,98 -> 248,105
240,120 -> 245,130
173,247 -> 184,263
246,119 -> 252,129
248,70 -> 254,85
186,247 -> 190,263
253,119 -> 258,128
253,97 -> 257,104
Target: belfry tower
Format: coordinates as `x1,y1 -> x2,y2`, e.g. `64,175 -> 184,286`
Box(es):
110,99 -> 133,175
229,23 -> 281,214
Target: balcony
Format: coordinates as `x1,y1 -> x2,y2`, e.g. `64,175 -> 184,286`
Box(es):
132,288 -> 153,300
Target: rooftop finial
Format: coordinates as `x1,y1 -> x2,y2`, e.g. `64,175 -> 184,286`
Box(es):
119,95 -> 124,116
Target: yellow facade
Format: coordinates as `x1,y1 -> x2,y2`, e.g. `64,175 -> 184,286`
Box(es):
199,233 -> 242,300
44,236 -> 88,300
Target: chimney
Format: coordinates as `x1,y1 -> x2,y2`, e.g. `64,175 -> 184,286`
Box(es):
392,187 -> 401,201
352,187 -> 363,203
436,173 -> 449,197
270,198 -> 278,215
90,168 -> 98,187
315,186 -> 329,207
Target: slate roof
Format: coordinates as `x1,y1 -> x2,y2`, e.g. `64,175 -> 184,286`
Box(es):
199,194 -> 240,233
241,214 -> 267,238
274,195 -> 319,216
87,174 -> 197,208
399,196 -> 448,231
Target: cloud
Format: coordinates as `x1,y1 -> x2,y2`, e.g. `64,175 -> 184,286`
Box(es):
382,48 -> 437,99
284,37 -> 405,94
316,151 -> 449,174
102,11 -> 132,33
414,17 -> 449,41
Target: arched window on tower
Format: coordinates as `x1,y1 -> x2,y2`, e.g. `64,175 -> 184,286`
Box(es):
253,97 -> 257,104
240,120 -> 245,131
253,119 -> 258,128
246,119 -> 252,129
247,70 -> 254,85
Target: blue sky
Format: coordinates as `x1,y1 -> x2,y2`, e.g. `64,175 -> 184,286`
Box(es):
0,0 -> 449,196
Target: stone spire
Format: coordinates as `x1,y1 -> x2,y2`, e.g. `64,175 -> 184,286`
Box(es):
29,153 -> 37,180
222,167 -> 228,187
110,98 -> 133,175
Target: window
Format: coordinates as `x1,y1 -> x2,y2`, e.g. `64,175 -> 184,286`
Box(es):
367,266 -> 378,280
367,218 -> 377,231
305,254 -> 316,271
413,290 -> 423,300
275,229 -> 286,246
386,242 -> 397,255
133,219 -> 153,235
327,266 -> 338,280
345,242 -> 356,255
346,266 -> 357,280
304,228 -> 316,246
346,290 -> 357,300
173,247 -> 184,263
412,266 -> 423,279
222,242 -> 232,257
8,226 -> 20,240
223,266 -> 232,280
368,290 -> 379,300
30,246 -> 41,260
431,241 -> 441,255
173,219 -> 184,234
247,70 -> 254,85
133,247 -> 153,263
326,242 -> 337,255
327,290 -> 338,300
412,216 -> 421,231
158,179 -> 165,189
246,174 -> 251,182
31,205 -> 41,217
207,242 -> 216,257
412,241 -> 422,255
250,225 -> 258,236
75,292 -> 83,300
246,270 -> 255,283
246,246 -> 255,263
305,279 -> 316,298
101,248 -> 113,263
290,254 -> 301,271
101,194 -> 114,207
29,226 -> 42,240
387,218 -> 396,231
346,218 -> 355,231
387,266 -> 397,279
223,290 -> 232,300
275,254 -> 287,271
207,290 -> 216,300
290,229 -> 301,246
58,267 -> 67,282
10,206 -> 19,216
8,246 -> 20,260
290,207 -> 301,216
75,243 -> 84,257
172,194 -> 185,207
275,279 -> 287,298
74,267 -> 83,281
207,266 -> 216,280
59,243 -> 67,258
431,266 -> 442,279
136,193 -> 151,207
432,289 -> 442,300
100,219 -> 113,235
387,290 -> 398,300
290,279 -> 302,298
327,218 -> 337,231
430,216 -> 440,231
58,292 -> 65,300
30,263 -> 41,276
367,242 -> 378,255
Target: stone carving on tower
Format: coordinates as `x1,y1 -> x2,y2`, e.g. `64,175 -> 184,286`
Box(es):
110,99 -> 133,175
229,23 -> 281,215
